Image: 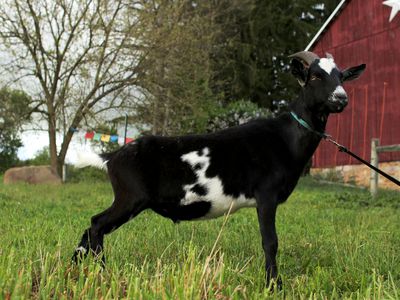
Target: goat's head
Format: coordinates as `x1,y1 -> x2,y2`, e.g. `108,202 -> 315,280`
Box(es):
290,51 -> 366,114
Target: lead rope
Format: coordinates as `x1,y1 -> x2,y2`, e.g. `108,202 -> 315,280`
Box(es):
323,136 -> 400,186
290,111 -> 400,187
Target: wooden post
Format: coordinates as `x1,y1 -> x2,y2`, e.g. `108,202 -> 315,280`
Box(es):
62,164 -> 67,183
123,113 -> 128,145
370,138 -> 379,197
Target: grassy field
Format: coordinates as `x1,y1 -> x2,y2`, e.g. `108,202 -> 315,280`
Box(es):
0,176 -> 399,299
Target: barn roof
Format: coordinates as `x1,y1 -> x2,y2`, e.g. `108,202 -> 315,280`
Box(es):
305,0 -> 350,51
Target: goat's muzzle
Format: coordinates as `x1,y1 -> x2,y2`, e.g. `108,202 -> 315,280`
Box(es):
329,86 -> 348,112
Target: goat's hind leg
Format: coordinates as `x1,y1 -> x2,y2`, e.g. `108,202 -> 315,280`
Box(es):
72,195 -> 146,264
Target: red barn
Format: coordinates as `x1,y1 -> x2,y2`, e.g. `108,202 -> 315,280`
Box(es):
306,0 -> 400,171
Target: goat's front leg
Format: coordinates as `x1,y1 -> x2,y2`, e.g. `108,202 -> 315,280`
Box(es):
256,192 -> 281,289
72,228 -> 91,263
72,226 -> 104,264
72,194 -> 146,265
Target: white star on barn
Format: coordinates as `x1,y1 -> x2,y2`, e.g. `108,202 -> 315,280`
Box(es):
383,0 -> 400,22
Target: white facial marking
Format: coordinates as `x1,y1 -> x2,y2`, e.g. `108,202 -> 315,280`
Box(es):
180,147 -> 256,219
330,85 -> 347,102
318,58 -> 336,75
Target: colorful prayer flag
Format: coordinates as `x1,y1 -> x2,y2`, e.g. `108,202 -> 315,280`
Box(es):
83,130 -> 135,145
110,135 -> 119,143
101,134 -> 111,142
85,131 -> 95,140
93,133 -> 102,141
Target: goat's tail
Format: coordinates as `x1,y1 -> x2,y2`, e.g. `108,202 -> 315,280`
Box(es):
74,150 -> 109,170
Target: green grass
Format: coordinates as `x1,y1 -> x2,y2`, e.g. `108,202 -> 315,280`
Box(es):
0,177 -> 399,299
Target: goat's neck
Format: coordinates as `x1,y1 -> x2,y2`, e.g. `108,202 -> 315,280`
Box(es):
287,97 -> 329,164
289,97 -> 328,135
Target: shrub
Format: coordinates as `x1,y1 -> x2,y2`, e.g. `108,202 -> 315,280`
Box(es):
206,100 -> 270,132
23,147 -> 51,166
65,165 -> 109,183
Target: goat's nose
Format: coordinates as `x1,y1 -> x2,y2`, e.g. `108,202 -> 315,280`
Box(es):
332,86 -> 348,104
335,93 -> 348,103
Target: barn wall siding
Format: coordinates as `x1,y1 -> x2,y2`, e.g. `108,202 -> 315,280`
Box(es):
311,0 -> 400,168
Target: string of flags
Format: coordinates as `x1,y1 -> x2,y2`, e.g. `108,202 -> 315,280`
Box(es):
70,127 -> 135,145
84,131 -> 134,144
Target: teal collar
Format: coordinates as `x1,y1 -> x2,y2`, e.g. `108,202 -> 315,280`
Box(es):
290,111 -> 328,139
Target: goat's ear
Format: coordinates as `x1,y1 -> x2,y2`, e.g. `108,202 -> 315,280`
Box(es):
291,58 -> 308,87
342,64 -> 366,82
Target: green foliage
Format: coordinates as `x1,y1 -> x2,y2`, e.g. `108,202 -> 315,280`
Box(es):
0,87 -> 32,172
0,87 -> 32,127
66,166 -> 109,183
179,100 -> 270,134
134,0 -> 220,136
206,100 -> 270,132
131,0 -> 341,135
175,96 -> 219,134
0,132 -> 22,173
0,178 -> 398,298
335,189 -> 400,210
210,0 -> 341,109
23,148 -> 51,166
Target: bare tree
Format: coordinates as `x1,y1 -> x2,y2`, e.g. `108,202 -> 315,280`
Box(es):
0,0 -> 146,175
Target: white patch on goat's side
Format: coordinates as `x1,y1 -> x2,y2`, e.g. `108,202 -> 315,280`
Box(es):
318,58 -> 336,74
75,151 -> 107,170
180,147 -> 257,219
330,85 -> 347,102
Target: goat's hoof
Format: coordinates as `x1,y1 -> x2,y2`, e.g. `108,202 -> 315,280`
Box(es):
267,276 -> 282,292
95,253 -> 106,268
72,246 -> 88,264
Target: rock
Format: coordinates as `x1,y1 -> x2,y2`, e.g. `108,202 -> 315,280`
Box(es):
3,165 -> 62,185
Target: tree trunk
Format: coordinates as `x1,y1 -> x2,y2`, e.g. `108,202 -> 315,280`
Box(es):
57,129 -> 76,176
48,120 -> 59,175
162,98 -> 170,135
57,114 -> 84,179
152,99 -> 159,135
48,111 -> 65,177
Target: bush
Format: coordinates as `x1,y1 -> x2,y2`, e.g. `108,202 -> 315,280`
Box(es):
66,165 -> 109,183
23,147 -> 51,166
206,100 -> 270,132
183,100 -> 270,134
0,87 -> 32,173
0,133 -> 22,173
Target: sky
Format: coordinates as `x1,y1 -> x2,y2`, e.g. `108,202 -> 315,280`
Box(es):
18,130 -> 92,164
18,127 -> 138,164
18,131 -> 50,160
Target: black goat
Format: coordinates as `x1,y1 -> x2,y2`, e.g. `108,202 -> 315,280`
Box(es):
73,51 -> 365,287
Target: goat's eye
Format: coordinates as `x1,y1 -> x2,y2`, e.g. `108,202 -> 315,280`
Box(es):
310,75 -> 320,81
